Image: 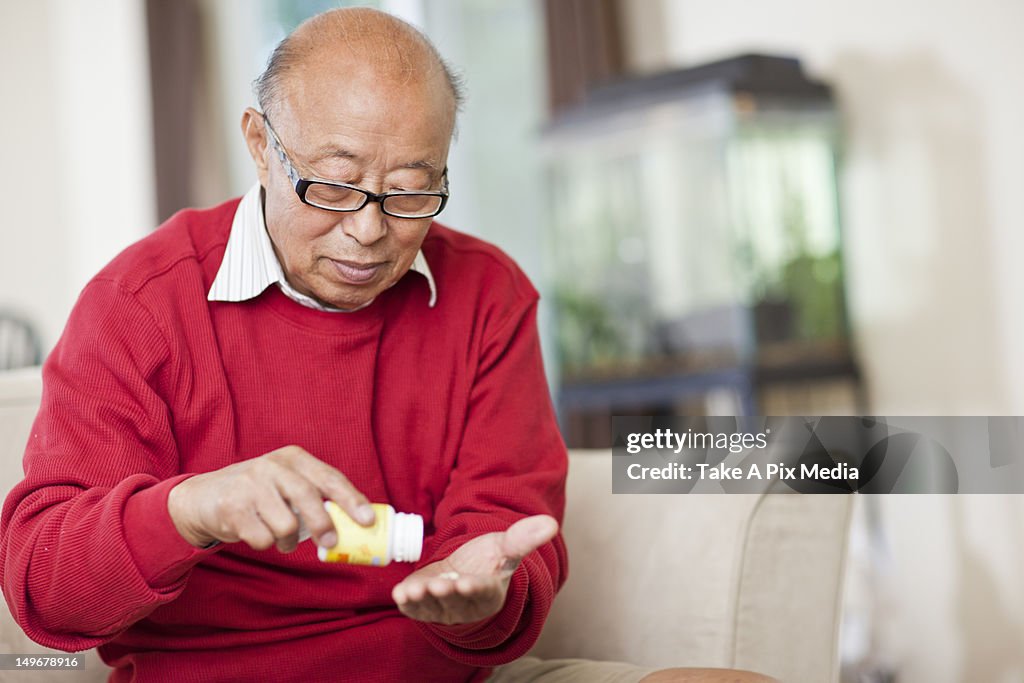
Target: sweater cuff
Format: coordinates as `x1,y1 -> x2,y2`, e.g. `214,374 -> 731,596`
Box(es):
123,474 -> 220,588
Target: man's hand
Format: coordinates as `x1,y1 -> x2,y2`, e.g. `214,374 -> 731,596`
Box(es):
391,515 -> 558,625
167,445 -> 374,552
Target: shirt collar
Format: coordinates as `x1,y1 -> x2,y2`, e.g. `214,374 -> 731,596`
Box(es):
208,183 -> 437,311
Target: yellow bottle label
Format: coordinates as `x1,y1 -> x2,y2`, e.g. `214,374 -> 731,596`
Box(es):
320,502 -> 391,565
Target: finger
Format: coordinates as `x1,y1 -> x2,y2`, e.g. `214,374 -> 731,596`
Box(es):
409,590 -> 446,623
393,581 -> 427,610
426,576 -> 459,599
395,579 -> 445,622
395,571 -> 470,605
252,486 -> 300,539
499,515 -> 559,563
436,578 -> 502,624
293,505 -> 312,543
270,466 -> 338,548
281,446 -> 376,526
453,575 -> 505,616
233,508 -> 276,551
275,530 -> 301,554
397,577 -> 429,604
250,491 -> 303,553
266,502 -> 303,553
454,574 -> 495,597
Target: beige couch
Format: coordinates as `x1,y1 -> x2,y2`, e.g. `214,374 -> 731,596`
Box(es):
0,367 -> 853,682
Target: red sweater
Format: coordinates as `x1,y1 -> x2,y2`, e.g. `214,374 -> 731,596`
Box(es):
0,198 -> 569,682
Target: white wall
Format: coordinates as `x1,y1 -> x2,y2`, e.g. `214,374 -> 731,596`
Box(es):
0,0 -> 155,351
0,2 -> 66,349
657,0 -> 1024,414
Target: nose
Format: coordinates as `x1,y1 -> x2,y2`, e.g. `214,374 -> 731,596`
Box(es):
339,200 -> 387,246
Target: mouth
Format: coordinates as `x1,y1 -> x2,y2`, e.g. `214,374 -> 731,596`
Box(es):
328,258 -> 386,285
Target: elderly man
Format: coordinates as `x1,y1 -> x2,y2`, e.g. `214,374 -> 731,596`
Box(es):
1,8 -> 774,683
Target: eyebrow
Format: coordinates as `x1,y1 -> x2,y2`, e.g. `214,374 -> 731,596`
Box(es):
312,147 -> 441,173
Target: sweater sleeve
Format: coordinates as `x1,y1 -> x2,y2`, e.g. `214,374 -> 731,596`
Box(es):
0,279 -> 219,652
414,292 -> 570,666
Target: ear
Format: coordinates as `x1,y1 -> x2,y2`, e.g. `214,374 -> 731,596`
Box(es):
241,107 -> 270,188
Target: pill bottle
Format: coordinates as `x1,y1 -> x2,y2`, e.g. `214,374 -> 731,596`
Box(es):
318,501 -> 423,566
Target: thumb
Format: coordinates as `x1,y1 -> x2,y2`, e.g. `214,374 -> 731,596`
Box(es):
499,515 -> 559,565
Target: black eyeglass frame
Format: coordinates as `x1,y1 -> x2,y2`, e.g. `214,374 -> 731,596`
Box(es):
261,113 -> 449,219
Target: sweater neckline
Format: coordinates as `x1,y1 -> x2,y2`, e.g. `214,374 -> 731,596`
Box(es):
260,284 -> 385,334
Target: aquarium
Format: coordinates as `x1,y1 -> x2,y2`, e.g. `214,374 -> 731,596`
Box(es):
544,55 -> 852,386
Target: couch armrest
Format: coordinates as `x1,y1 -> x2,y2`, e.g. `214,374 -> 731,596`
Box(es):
531,450 -> 852,683
0,367 -> 111,682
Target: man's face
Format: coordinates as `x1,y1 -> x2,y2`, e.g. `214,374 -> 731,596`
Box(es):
245,62 -> 453,310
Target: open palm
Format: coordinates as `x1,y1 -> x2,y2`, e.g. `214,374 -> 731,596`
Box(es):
391,515 -> 559,625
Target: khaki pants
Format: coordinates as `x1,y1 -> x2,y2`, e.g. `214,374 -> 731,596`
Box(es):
487,656 -> 655,683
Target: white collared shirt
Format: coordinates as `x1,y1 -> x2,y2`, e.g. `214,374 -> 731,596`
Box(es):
208,183 -> 437,311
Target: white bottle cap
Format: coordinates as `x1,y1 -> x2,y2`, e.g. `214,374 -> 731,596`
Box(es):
392,512 -> 423,563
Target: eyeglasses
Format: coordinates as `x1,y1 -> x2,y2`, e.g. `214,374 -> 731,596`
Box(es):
262,114 -> 449,219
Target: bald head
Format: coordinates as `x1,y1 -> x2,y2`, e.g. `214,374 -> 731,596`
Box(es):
240,8 -> 459,311
254,8 -> 464,125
